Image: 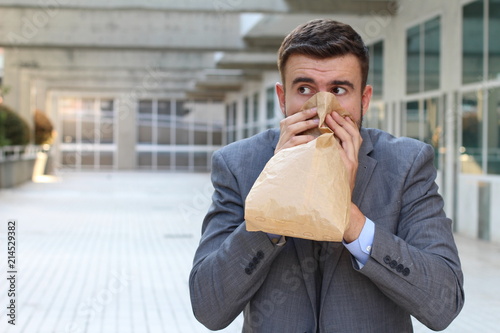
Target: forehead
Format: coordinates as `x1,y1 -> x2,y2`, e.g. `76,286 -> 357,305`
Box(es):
283,54 -> 362,87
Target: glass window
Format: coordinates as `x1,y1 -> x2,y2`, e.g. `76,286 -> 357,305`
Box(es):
194,152 -> 208,170
157,152 -> 171,169
139,100 -> 153,114
266,87 -> 275,120
462,0 -> 484,84
212,129 -> 222,145
138,152 -> 152,167
157,121 -> 171,145
406,25 -> 421,94
175,121 -> 189,145
80,152 -> 95,166
461,91 -> 484,173
138,123 -> 153,143
424,17 -> 440,91
158,100 -> 171,116
365,102 -> 385,130
176,101 -> 188,117
489,0 -> 500,80
487,87 -> 500,174
244,97 -> 250,124
82,99 -> 95,116
253,93 -> 259,135
99,152 -> 113,167
423,98 -> 439,147
100,99 -> 114,112
175,152 -> 189,169
194,125 -> 208,145
99,120 -> 114,144
81,120 -> 95,143
244,97 -> 250,138
368,41 -> 384,98
407,17 -> 441,94
405,101 -> 420,139
62,152 -> 77,166
424,97 -> 440,169
253,93 -> 259,122
225,102 -> 238,144
62,119 -> 77,143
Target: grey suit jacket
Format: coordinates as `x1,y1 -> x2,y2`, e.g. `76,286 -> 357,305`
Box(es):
189,128 -> 464,333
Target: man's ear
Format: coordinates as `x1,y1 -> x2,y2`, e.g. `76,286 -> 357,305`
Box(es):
361,85 -> 373,116
276,82 -> 286,116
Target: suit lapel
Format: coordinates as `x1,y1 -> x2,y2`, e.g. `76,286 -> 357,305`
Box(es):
352,129 -> 377,205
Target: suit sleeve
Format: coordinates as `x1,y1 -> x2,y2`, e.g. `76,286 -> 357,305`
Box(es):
359,144 -> 464,331
189,150 -> 284,330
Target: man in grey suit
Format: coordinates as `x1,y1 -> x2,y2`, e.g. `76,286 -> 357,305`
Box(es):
189,19 -> 464,332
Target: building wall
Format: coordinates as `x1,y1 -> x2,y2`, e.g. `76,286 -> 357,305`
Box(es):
225,0 -> 500,242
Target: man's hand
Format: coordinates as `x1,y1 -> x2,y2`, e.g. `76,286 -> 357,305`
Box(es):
324,111 -> 366,242
324,111 -> 362,192
275,107 -> 319,154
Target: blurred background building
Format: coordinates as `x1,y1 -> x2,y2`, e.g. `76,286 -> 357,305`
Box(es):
0,0 -> 499,242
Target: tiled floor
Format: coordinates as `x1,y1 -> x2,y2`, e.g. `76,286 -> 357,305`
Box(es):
0,171 -> 498,332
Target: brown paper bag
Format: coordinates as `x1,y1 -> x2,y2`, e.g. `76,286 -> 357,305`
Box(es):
245,92 -> 351,241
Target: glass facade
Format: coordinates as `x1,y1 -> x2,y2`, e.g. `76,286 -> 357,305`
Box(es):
460,0 -> 500,175
487,87 -> 500,174
404,97 -> 441,169
368,41 -> 384,98
489,0 -> 500,80
225,101 -> 237,144
462,0 -> 484,84
136,99 -> 223,171
60,97 -> 115,169
406,25 -> 421,94
461,91 -> 483,173
462,0 -> 500,83
243,97 -> 250,138
253,92 -> 259,135
266,87 -> 275,121
406,16 -> 441,94
424,18 -> 440,91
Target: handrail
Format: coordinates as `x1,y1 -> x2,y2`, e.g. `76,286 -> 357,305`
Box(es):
0,145 -> 44,163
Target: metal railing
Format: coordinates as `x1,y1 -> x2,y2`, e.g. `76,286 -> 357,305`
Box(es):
0,145 -> 43,163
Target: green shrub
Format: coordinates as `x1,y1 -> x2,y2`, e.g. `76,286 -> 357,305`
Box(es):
0,104 -> 31,147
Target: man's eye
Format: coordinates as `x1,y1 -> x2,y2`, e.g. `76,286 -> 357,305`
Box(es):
332,87 -> 347,95
298,86 -> 313,94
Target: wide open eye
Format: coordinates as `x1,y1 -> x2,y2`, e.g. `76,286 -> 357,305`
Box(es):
332,87 -> 347,95
298,86 -> 314,95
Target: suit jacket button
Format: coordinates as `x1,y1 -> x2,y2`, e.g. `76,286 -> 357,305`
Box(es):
257,251 -> 264,259
396,264 -> 404,273
384,255 -> 391,264
245,267 -> 252,275
390,260 -> 398,269
252,257 -> 259,264
403,267 -> 410,276
248,262 -> 256,270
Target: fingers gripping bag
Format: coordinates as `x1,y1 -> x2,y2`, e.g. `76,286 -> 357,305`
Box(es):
245,92 -> 352,242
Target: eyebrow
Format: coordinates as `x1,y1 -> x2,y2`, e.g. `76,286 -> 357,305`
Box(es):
291,77 -> 355,90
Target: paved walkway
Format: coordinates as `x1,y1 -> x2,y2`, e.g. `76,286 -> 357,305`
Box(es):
0,171 -> 498,333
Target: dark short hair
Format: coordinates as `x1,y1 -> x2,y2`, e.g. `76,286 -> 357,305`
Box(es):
277,19 -> 369,89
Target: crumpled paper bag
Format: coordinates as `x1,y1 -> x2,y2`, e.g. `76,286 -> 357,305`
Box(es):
245,92 -> 351,241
